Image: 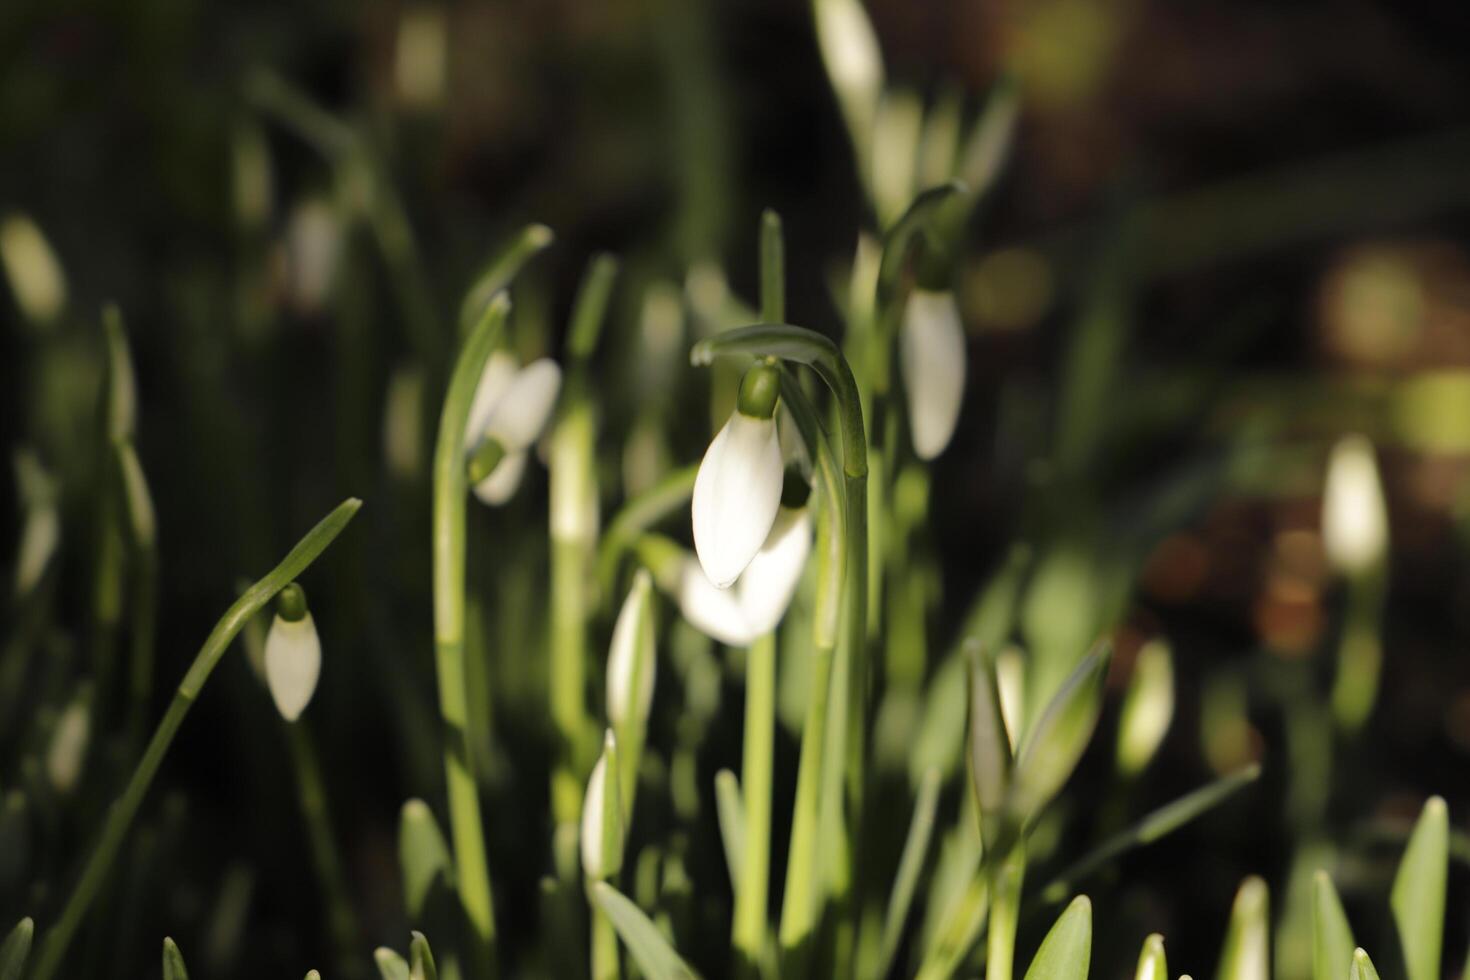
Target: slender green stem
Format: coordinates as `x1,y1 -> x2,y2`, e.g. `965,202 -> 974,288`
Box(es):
778,641 -> 835,958
591,907 -> 620,980
733,632 -> 776,971
30,498 -> 361,980
760,210 -> 785,324
432,296 -> 511,976
285,724 -> 362,977
986,847 -> 1026,980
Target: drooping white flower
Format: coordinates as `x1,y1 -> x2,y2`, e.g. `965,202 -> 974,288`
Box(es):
0,213 -> 66,327
465,352 -> 563,506
736,507 -> 812,635
580,732 -> 623,880
1321,434 -> 1388,577
264,611 -> 322,722
607,570 -> 656,728
900,289 -> 967,460
676,506 -> 813,646
691,412 -> 783,588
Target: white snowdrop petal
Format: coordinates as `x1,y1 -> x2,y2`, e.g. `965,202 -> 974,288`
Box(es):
607,571 -> 656,728
814,0 -> 883,107
901,289 -> 967,460
14,506 -> 59,598
1322,434 -> 1388,576
46,700 -> 90,793
0,214 -> 66,325
737,508 -> 812,635
691,413 -> 784,588
677,559 -> 758,647
464,351 -> 519,452
470,450 -> 528,506
486,358 -> 562,451
264,613 -> 322,722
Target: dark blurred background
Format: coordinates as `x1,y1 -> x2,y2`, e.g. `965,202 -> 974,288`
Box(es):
7,0 -> 1470,977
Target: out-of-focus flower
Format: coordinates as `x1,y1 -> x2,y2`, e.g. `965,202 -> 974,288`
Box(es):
0,213 -> 66,327
264,584 -> 322,722
901,289 -> 967,460
1322,434 -> 1388,577
464,352 -> 563,506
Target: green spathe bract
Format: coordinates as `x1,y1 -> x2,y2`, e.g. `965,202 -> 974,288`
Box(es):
1312,871 -> 1355,980
1390,796 -> 1448,980
1024,895 -> 1092,980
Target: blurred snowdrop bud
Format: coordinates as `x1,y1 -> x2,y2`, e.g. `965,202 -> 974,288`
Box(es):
1135,934 -> 1167,980
607,570 -> 656,728
692,364 -> 784,588
1116,639 -> 1174,778
901,289 -> 966,460
383,365 -> 427,482
394,6 -> 448,111
231,121 -> 273,232
813,0 -> 884,162
465,353 -> 563,506
264,584 -> 321,722
1217,877 -> 1269,980
13,450 -> 59,599
399,798 -> 452,920
580,731 -> 623,880
966,641 -> 1011,831
737,506 -> 812,635
1322,434 -> 1388,577
871,88 -> 923,226
995,646 -> 1026,751
0,213 -> 66,327
46,695 -> 90,793
285,200 -> 341,314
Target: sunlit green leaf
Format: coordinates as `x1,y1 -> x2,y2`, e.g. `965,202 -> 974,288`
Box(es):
1312,871 -> 1355,980
0,918 -> 33,980
1390,796 -> 1447,980
589,881 -> 701,980
1023,895 -> 1092,980
161,937 -> 188,980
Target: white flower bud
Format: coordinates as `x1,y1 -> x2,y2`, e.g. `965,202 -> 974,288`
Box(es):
580,733 -> 623,880
1116,639 -> 1174,778
691,412 -> 784,588
607,571 -> 656,728
46,698 -> 90,793
901,289 -> 967,460
264,612 -> 322,722
1322,434 -> 1388,577
0,213 -> 66,327
813,0 -> 883,128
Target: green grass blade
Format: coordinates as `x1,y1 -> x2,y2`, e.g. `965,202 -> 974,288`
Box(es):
161,937 -> 188,980
399,799 -> 453,921
1391,796 -> 1448,980
409,931 -> 438,980
1023,896 -> 1092,980
1350,948 -> 1382,980
374,947 -> 411,980
0,918 -> 33,980
714,769 -> 744,892
1136,934 -> 1167,980
1312,871 -> 1355,980
1011,640 -> 1111,826
1040,765 -> 1259,904
1215,877 -> 1269,980
589,881 -> 701,980
876,767 -> 942,979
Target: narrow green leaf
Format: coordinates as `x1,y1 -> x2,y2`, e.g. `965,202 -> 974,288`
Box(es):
1215,877 -> 1269,980
1023,895 -> 1092,980
374,946 -> 410,980
0,917 -> 33,980
589,881 -> 701,980
457,223 -> 554,333
1010,640 -> 1112,825
1350,948 -> 1381,980
1312,871 -> 1355,980
1391,796 -> 1448,980
1040,765 -> 1260,903
161,937 -> 188,980
409,931 -> 438,980
967,640 -> 1012,838
567,252 -> 619,362
1136,934 -> 1167,980
399,799 -> 452,920
877,767 -> 942,978
714,769 -> 744,891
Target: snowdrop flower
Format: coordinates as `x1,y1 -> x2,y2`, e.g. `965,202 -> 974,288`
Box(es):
607,570 -> 656,729
0,213 -> 66,327
677,504 -> 812,646
46,694 -> 90,793
464,351 -> 563,505
1321,434 -> 1388,577
692,364 -> 784,587
264,583 -> 321,722
580,731 -> 623,880
900,289 -> 967,460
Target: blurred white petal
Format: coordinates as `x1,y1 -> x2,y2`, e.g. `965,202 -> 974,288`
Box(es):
1322,434 -> 1388,576
737,507 -> 812,635
487,358 -> 562,450
901,289 -> 967,460
464,351 -> 519,452
471,450 -> 528,506
677,558 -> 758,647
264,613 -> 322,722
692,412 -> 783,588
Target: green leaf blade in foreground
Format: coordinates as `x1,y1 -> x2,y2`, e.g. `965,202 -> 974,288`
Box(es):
399,799 -> 453,920
1023,895 -> 1092,980
1312,871 -> 1355,980
1351,948 -> 1382,980
409,931 -> 438,980
1216,877 -> 1269,980
1010,640 -> 1112,827
0,918 -> 33,980
1391,796 -> 1448,980
1135,934 -> 1167,980
374,947 -> 411,980
590,881 -> 701,980
162,937 -> 188,980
